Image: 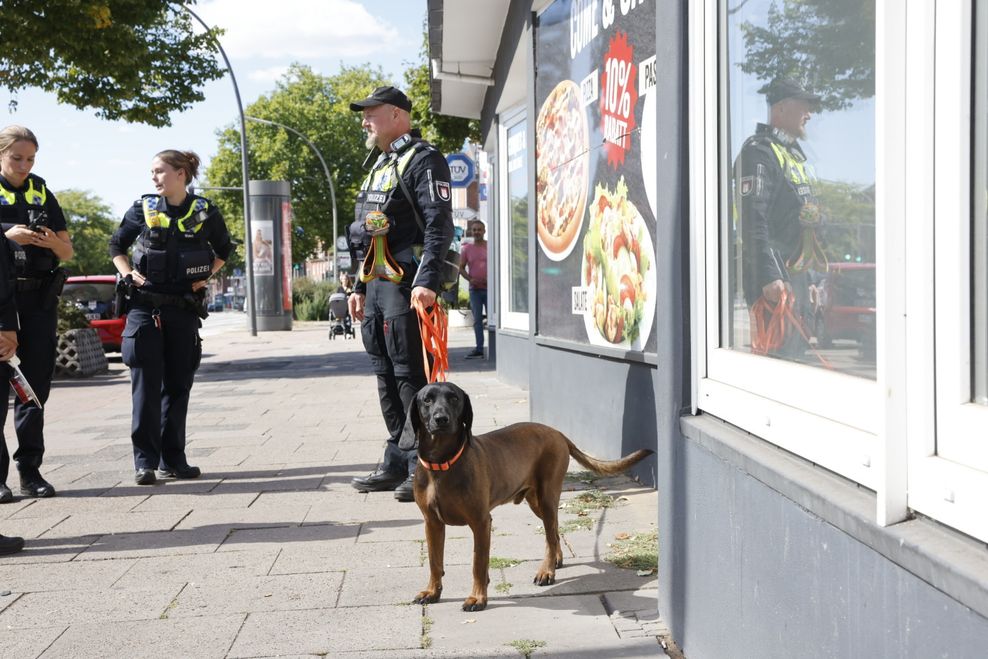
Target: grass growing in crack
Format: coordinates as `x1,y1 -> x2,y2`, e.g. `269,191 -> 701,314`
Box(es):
495,581 -> 513,594
606,529 -> 658,572
421,614 -> 433,649
564,470 -> 597,485
538,516 -> 595,535
561,489 -> 614,516
507,639 -> 547,657
489,556 -> 522,569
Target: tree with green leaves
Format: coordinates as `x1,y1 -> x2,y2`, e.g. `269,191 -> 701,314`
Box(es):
739,0 -> 875,111
0,0 -> 223,126
58,189 -> 118,276
205,63 -> 394,267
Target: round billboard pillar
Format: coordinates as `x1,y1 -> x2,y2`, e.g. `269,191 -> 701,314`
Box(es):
248,180 -> 293,331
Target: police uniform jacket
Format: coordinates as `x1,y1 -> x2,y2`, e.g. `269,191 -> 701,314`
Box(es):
109,194 -> 234,296
0,173 -> 68,278
734,123 -> 818,305
0,236 -> 18,331
349,135 -> 454,295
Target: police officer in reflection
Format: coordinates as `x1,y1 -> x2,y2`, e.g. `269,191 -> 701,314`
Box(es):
735,78 -> 826,357
346,86 -> 454,502
0,125 -> 73,502
109,150 -> 233,485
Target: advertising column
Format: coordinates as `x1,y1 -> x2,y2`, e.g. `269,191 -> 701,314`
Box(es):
248,180 -> 293,331
534,0 -> 656,354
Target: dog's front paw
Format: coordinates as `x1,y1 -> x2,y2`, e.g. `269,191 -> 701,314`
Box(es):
413,588 -> 441,604
533,570 -> 556,586
462,596 -> 487,612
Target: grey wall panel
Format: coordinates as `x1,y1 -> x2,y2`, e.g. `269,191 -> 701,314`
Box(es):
672,426 -> 988,659
530,345 -> 657,487
495,331 -> 531,391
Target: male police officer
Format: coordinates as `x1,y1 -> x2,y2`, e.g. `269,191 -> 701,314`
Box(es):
735,77 -> 825,357
347,86 -> 454,502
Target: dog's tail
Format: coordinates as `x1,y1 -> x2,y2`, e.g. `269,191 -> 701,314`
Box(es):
565,439 -> 654,476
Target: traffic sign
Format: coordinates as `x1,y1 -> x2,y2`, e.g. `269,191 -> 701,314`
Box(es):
446,153 -> 475,188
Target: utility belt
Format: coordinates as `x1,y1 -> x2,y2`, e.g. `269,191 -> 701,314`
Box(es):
14,268 -> 67,310
130,288 -> 209,320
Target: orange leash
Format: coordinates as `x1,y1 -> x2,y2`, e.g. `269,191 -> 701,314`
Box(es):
750,290 -> 832,369
413,300 -> 449,383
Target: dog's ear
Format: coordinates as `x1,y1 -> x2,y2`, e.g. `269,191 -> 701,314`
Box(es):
397,392 -> 421,450
460,388 -> 473,438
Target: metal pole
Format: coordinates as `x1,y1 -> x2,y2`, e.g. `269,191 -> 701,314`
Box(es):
245,116 -> 338,277
178,3 -> 257,336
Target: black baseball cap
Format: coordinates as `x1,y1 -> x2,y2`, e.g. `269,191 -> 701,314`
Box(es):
759,78 -> 822,107
349,86 -> 413,113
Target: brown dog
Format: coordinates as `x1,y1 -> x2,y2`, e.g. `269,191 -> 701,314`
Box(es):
401,381 -> 653,611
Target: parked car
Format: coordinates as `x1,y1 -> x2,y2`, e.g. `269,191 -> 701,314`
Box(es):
207,299 -> 225,312
812,263 -> 876,357
62,275 -> 126,352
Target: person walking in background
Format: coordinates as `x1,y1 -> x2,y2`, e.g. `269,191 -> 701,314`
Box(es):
459,219 -> 488,359
0,125 -> 74,501
109,150 -> 233,485
345,86 -> 454,502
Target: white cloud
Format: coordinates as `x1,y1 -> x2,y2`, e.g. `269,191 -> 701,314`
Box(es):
196,0 -> 400,60
248,65 -> 292,84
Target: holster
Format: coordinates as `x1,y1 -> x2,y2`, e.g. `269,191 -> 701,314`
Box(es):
114,274 -> 134,316
185,290 -> 209,320
41,267 -> 67,311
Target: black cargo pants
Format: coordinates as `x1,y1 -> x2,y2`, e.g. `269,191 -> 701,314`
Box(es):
360,264 -> 427,477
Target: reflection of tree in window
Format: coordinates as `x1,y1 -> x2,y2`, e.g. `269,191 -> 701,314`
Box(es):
738,0 -> 875,112
511,196 -> 528,312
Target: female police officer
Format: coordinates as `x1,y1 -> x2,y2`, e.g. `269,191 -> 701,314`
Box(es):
110,150 -> 232,485
0,125 -> 74,502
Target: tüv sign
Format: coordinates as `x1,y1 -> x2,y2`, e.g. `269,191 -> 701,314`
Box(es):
446,153 -> 475,188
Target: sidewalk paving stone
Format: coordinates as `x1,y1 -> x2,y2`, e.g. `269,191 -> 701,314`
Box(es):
0,322 -> 664,657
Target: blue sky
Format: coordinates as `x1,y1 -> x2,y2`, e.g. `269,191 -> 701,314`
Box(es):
2,0 -> 428,217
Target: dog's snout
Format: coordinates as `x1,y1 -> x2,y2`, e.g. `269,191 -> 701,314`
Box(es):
432,410 -> 451,427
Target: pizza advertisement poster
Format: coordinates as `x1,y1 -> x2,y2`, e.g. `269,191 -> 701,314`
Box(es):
534,0 -> 657,354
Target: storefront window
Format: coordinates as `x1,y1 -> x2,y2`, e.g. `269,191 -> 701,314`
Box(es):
975,1 -> 988,405
720,0 -> 876,379
506,120 -> 529,315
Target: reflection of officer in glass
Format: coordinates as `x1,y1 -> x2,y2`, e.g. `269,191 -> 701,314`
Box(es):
110,150 -> 233,485
346,86 -> 454,502
735,78 -> 825,356
0,125 -> 74,501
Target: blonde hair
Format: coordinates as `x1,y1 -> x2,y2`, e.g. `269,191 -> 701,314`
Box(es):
154,149 -> 201,183
0,125 -> 39,155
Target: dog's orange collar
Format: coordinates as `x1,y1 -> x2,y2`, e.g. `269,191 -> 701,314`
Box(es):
419,439 -> 466,471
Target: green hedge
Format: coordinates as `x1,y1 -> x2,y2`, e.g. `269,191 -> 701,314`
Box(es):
292,278 -> 339,320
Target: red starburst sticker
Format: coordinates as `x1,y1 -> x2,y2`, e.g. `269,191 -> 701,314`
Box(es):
599,32 -> 638,169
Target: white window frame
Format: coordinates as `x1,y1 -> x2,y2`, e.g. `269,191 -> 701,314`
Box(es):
689,0 -> 909,495
498,106 -> 530,332
906,0 -> 988,543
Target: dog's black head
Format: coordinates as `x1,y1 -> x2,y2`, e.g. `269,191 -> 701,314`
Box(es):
398,382 -> 473,451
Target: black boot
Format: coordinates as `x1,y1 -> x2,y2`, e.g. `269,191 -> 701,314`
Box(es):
18,466 -> 55,498
394,474 -> 415,502
0,483 -> 12,504
0,534 -> 24,555
351,469 -> 405,492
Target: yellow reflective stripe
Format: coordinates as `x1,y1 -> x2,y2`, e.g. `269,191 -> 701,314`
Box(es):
769,142 -> 810,185
0,179 -> 46,206
142,196 -> 209,232
360,145 -> 423,193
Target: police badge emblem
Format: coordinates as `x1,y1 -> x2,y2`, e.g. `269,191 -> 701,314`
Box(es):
740,176 -> 754,197
436,181 -> 451,202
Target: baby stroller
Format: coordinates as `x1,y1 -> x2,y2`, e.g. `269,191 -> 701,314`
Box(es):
328,291 -> 355,340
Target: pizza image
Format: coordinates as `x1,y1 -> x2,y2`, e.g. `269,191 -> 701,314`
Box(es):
536,79 -> 590,261
581,177 -> 654,348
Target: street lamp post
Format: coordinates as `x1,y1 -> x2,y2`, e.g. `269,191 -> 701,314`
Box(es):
245,116 -> 339,278
176,3 -> 258,336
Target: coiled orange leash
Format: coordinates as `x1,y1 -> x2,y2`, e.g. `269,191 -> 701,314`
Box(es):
412,299 -> 449,383
750,289 -> 832,369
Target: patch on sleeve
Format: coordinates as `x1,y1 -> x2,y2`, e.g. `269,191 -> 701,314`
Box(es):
739,176 -> 754,197
436,180 -> 451,202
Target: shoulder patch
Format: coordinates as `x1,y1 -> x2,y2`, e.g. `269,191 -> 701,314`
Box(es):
436,180 -> 451,202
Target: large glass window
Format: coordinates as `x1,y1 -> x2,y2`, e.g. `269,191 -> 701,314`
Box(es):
499,111 -> 530,331
721,0 -> 877,379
